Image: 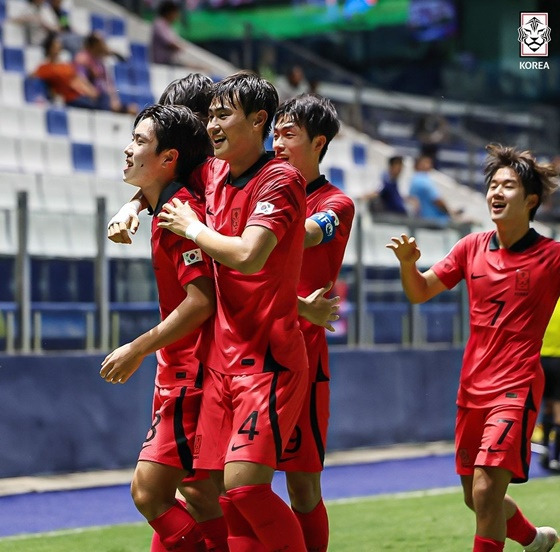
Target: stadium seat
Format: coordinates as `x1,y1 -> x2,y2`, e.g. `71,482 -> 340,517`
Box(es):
150,64 -> 171,100
23,75 -> 48,104
65,213 -> 97,258
39,174 -> 95,214
352,142 -> 367,165
28,211 -> 74,257
21,103 -> 47,138
2,46 -> 24,72
18,137 -> 46,175
130,43 -> 149,66
110,16 -> 126,37
67,107 -> 93,143
0,171 -> 38,210
329,166 -> 345,190
93,143 -> 124,179
420,302 -> 459,343
1,21 -> 25,47
0,72 -> 25,106
72,143 -> 95,172
92,110 -> 134,146
46,107 -> 69,136
0,136 -> 20,172
0,106 -> 21,137
368,301 -> 409,344
23,44 -> 42,73
0,2 -> 6,23
44,138 -> 73,175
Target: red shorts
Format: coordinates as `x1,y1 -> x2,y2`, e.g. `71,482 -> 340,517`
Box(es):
194,367 -> 307,470
138,384 -> 208,481
455,391 -> 539,483
278,345 -> 330,472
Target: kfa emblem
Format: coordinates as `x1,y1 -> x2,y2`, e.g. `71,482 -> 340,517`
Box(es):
518,13 -> 551,57
515,270 -> 530,292
231,207 -> 241,234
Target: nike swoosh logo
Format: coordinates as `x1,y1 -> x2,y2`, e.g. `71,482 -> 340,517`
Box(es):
471,273 -> 486,279
231,443 -> 252,452
278,457 -> 297,463
141,443 -> 152,450
206,206 -> 214,216
487,446 -> 507,453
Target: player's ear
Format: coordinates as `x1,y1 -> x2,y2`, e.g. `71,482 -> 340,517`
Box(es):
313,135 -> 327,155
253,109 -> 268,131
161,148 -> 179,168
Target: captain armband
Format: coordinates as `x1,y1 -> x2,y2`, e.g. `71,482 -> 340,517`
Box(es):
309,209 -> 339,243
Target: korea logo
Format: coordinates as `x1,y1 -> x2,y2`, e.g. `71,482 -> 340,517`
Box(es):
518,13 -> 551,57
182,248 -> 203,266
254,201 -> 275,215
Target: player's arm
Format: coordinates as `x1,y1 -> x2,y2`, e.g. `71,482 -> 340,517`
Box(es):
298,282 -> 340,332
304,209 -> 339,249
158,198 -> 277,274
100,276 -> 215,384
107,190 -> 149,244
386,234 -> 447,303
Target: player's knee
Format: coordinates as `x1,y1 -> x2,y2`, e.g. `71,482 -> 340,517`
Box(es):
462,489 -> 475,511
286,475 -> 321,512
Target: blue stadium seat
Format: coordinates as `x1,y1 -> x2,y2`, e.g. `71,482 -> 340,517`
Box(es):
110,17 -> 126,37
130,43 -> 149,66
352,143 -> 367,165
90,13 -> 106,33
24,76 -> 49,103
130,65 -> 150,87
420,302 -> 459,343
72,143 -> 95,172
328,166 -> 345,190
46,107 -> 69,136
368,302 -> 409,344
3,47 -> 24,72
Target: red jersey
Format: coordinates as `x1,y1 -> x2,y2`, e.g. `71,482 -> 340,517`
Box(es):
299,176 -> 355,378
432,229 -> 560,408
151,180 -> 213,387
200,153 -> 308,375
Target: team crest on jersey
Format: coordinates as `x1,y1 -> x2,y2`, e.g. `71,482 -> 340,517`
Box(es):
231,208 -> 241,234
515,269 -> 530,292
255,201 -> 275,215
182,248 -> 203,266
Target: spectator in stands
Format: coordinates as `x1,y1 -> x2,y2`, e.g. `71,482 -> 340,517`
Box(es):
277,65 -> 311,102
74,32 -> 138,114
413,112 -> 448,167
539,299 -> 560,473
48,0 -> 83,55
365,155 -> 408,217
33,33 -> 108,110
408,154 -> 456,226
10,0 -> 60,47
150,1 -> 204,69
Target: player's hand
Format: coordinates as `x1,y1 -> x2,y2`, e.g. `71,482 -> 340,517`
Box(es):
386,234 -> 421,265
299,281 -> 341,332
100,343 -> 144,384
157,198 -> 199,237
107,201 -> 141,244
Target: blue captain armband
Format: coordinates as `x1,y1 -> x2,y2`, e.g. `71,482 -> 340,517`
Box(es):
309,209 -> 339,243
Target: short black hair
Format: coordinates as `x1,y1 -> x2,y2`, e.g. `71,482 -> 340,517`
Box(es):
133,104 -> 211,182
211,70 -> 278,141
388,155 -> 403,166
159,73 -> 214,119
275,93 -> 340,162
158,1 -> 180,17
484,143 -> 559,221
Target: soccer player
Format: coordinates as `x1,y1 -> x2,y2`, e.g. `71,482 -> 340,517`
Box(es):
273,93 -> 355,552
387,144 -> 559,552
99,104 -> 225,552
157,70 -> 309,551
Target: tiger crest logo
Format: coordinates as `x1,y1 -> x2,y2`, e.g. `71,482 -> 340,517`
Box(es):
518,13 -> 551,57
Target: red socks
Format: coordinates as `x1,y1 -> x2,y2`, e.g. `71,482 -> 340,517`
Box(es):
148,500 -> 206,551
227,484 -> 306,551
473,535 -> 504,551
219,495 -> 266,552
293,499 -> 329,552
506,507 -> 538,546
198,516 -> 229,552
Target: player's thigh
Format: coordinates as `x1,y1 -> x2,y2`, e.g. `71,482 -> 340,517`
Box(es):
455,406 -> 486,476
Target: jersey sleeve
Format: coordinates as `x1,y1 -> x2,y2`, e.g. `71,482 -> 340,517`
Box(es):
167,231 -> 213,289
431,235 -> 468,289
314,193 -> 355,239
245,164 -> 305,242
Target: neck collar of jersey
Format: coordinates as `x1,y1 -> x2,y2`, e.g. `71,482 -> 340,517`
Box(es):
489,228 -> 539,252
306,175 -> 328,197
151,180 -> 190,216
228,152 -> 274,189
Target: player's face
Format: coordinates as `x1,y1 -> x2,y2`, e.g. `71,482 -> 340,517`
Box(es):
206,96 -> 256,162
123,118 -> 162,187
486,167 -> 537,224
273,118 -> 315,173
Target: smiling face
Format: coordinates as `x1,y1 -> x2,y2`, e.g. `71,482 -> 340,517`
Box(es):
273,118 -> 315,171
123,117 -> 165,188
486,167 -> 537,225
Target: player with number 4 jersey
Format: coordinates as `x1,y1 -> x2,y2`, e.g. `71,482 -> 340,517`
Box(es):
388,144 -> 560,552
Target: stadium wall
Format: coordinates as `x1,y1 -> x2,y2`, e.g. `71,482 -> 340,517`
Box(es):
0,348 -> 463,478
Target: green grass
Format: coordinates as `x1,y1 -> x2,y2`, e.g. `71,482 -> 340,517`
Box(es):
1,478 -> 559,551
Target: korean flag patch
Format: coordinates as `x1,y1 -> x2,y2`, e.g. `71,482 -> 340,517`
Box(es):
255,201 -> 275,215
182,248 -> 203,266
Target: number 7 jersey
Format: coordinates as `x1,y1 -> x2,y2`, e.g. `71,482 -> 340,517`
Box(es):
431,229 -> 560,408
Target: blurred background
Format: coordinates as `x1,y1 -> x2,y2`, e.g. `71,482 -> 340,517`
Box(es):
0,0 -> 559,478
